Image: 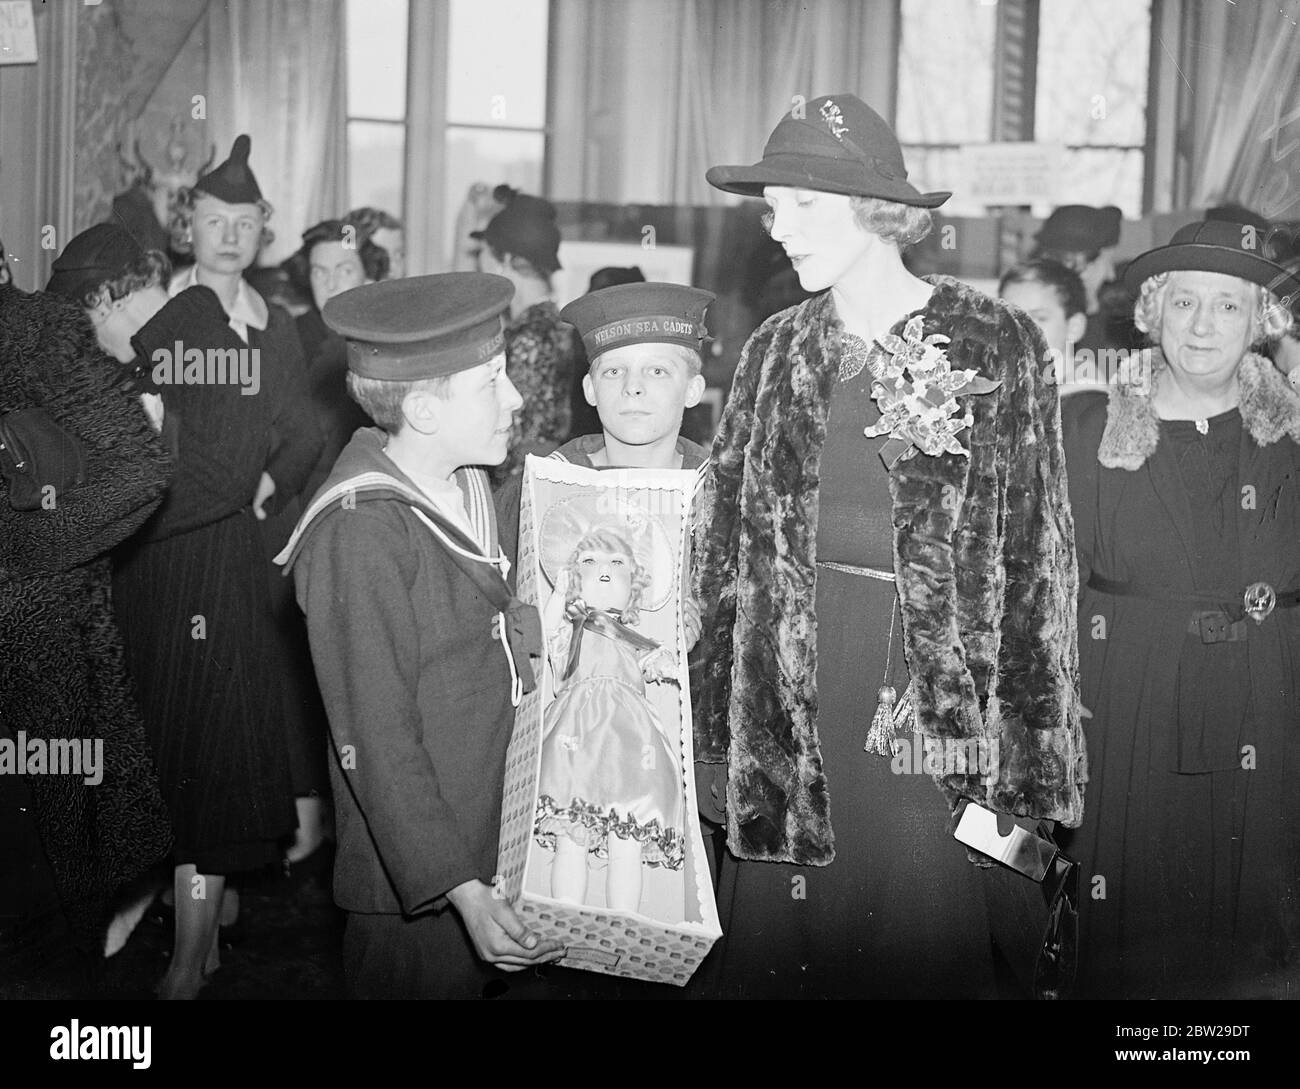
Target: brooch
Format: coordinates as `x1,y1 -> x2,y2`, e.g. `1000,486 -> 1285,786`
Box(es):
863,315 -> 1002,468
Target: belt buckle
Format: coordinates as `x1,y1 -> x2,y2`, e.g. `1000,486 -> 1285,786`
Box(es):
1197,613 -> 1231,643
1244,582 -> 1277,625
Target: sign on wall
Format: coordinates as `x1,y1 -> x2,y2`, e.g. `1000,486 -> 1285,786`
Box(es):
960,142 -> 1064,206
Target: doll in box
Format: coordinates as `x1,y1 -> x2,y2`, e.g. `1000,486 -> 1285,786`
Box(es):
534,503 -> 686,913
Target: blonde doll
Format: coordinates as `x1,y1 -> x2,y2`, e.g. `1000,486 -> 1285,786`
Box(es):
535,522 -> 685,912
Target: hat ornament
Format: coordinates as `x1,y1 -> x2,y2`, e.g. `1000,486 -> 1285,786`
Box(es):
819,100 -> 848,140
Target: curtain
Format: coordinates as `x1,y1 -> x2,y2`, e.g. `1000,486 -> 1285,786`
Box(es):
206,0 -> 347,264
550,0 -> 900,205
1188,0 -> 1300,217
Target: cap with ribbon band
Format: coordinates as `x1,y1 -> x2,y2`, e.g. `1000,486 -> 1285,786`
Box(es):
559,281 -> 714,362
322,273 -> 514,381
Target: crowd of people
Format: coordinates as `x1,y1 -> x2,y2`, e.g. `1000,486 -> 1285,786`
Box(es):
2,92 -> 1299,1002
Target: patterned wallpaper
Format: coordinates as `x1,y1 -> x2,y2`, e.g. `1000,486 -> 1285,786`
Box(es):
72,0 -> 210,233
73,2 -> 137,231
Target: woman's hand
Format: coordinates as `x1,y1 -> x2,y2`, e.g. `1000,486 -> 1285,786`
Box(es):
252,471 -> 276,520
139,392 -> 164,433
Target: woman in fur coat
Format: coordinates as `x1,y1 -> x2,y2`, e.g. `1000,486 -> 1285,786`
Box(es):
1061,220 -> 1300,998
0,276 -> 173,957
693,95 -> 1084,998
48,224 -> 299,999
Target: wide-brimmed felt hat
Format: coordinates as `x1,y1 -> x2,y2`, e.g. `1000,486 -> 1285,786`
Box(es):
539,492 -> 675,613
706,93 -> 950,207
1123,219 -> 1300,303
1035,205 -> 1122,253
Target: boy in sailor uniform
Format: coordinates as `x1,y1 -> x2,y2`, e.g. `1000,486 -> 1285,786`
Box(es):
278,273 -> 563,999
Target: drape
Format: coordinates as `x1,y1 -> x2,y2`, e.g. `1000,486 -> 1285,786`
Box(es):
549,0 -> 899,205
205,0 -> 347,265
1188,0 -> 1300,217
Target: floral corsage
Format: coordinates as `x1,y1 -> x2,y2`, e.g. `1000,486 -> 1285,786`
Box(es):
864,316 -> 1001,468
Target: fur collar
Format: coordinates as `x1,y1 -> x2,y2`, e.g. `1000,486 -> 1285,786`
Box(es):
1099,352 -> 1300,470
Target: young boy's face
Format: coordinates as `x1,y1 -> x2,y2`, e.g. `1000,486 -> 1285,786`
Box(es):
415,352 -> 521,466
582,343 -> 705,449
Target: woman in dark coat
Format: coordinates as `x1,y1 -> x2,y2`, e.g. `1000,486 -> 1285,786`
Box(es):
693,95 -> 1084,999
48,224 -> 298,999
1061,220 -> 1300,998
169,137 -> 325,877
0,275 -> 172,955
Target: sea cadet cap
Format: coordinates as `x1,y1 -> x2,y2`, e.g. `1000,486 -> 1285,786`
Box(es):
1036,205 -> 1122,253
46,223 -> 147,300
1123,219 -> 1300,303
706,93 -> 950,208
559,282 -> 715,361
322,273 -> 515,380
193,134 -> 263,204
471,192 -> 563,274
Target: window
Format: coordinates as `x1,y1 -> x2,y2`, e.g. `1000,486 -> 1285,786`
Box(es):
344,0 -> 549,271
345,0 -> 409,219
1034,0 -> 1149,214
443,0 -> 549,260
897,0 -> 1152,217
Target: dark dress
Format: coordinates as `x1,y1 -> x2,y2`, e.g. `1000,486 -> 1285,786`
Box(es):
1062,392 -> 1300,998
704,338 -> 998,999
112,289 -> 297,874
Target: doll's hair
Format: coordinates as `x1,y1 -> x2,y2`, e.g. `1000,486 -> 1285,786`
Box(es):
562,526 -> 650,625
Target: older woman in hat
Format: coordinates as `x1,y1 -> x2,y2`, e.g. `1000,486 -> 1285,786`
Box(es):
694,94 -> 1083,998
1061,221 -> 1300,998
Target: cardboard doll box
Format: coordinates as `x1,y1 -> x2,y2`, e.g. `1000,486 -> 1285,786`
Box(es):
495,456 -> 722,986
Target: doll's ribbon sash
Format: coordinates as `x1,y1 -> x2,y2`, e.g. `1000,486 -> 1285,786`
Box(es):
562,604 -> 660,681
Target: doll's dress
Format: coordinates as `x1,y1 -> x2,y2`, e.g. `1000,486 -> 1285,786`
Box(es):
535,621 -> 685,869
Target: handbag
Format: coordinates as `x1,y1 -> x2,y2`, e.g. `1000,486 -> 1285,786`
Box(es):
953,800 -> 1079,1000
0,407 -> 88,510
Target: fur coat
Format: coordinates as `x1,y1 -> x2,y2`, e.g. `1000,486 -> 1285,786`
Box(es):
0,286 -> 174,945
693,276 -> 1085,865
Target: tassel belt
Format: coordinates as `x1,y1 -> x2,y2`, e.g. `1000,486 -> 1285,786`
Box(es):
1087,572 -> 1300,643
